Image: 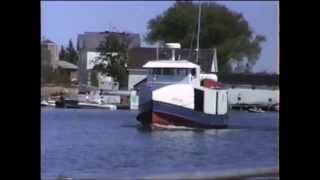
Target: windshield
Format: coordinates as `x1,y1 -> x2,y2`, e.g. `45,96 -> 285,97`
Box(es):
150,68 -> 190,76
148,68 -> 192,84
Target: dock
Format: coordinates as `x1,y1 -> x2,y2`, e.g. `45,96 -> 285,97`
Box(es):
78,102 -> 117,110
230,103 -> 279,112
142,166 -> 279,180
47,166 -> 279,180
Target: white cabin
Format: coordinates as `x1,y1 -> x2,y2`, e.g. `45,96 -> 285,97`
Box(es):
143,60 -> 201,87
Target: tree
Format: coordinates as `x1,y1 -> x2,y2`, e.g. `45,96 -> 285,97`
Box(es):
90,70 -> 99,87
94,34 -> 130,87
59,46 -> 66,61
60,40 -> 79,65
145,1 -> 266,72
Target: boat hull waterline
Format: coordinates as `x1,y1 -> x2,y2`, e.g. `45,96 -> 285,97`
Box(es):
137,100 -> 228,129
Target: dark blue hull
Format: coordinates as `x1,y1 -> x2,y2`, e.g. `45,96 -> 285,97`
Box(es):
137,100 -> 228,129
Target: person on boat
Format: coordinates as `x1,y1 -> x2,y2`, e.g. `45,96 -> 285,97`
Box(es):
55,95 -> 65,108
188,71 -> 192,83
99,90 -> 104,105
60,95 -> 64,102
86,92 -> 89,102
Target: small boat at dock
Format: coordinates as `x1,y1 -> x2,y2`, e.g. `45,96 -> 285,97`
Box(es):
272,103 -> 279,112
55,97 -> 80,108
78,102 -> 117,110
41,100 -> 56,107
248,107 -> 265,113
53,95 -> 117,110
41,100 -> 49,106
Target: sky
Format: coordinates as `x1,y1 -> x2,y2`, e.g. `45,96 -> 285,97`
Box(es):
41,1 -> 278,73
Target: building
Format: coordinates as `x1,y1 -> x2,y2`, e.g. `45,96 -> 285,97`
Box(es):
41,39 -> 59,70
56,60 -> 78,84
218,73 -> 279,105
41,39 -> 79,85
77,31 -> 141,92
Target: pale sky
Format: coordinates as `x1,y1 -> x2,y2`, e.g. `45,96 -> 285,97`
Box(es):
41,1 -> 279,73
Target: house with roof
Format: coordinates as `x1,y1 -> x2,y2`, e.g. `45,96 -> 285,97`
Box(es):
41,39 -> 59,70
77,31 -> 141,92
41,39 -> 78,85
55,60 -> 78,84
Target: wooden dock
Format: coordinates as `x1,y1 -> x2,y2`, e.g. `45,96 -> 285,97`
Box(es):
48,166 -> 279,180
142,166 -> 279,180
230,103 -> 279,112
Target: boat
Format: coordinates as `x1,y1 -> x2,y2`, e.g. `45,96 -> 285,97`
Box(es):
136,2 -> 228,129
47,100 -> 56,107
78,102 -> 117,110
136,43 -> 229,129
248,107 -> 265,113
272,103 -> 279,112
41,99 -> 56,107
55,96 -> 80,108
41,100 -> 49,106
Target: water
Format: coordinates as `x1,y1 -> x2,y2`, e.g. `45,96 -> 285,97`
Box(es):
41,108 -> 278,179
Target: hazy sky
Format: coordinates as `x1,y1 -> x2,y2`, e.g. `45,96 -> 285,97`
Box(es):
41,1 -> 278,73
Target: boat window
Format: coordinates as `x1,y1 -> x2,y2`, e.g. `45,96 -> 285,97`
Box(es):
191,68 -> 196,76
177,68 -> 188,76
163,68 -> 174,75
152,68 -> 162,75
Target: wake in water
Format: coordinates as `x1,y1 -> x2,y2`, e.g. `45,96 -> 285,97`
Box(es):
133,123 -> 277,132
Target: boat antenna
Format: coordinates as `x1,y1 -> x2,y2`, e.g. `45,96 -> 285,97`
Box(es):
156,42 -> 159,60
195,1 -> 202,64
187,7 -> 198,60
165,43 -> 181,61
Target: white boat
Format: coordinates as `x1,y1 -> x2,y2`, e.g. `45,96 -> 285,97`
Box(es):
47,100 -> 56,107
41,100 -> 49,106
248,107 -> 265,113
41,99 -> 56,107
78,102 -> 117,110
136,43 -> 229,129
136,3 -> 229,129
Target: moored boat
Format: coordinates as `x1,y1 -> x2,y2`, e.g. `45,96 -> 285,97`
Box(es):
41,100 -> 49,106
248,107 -> 265,113
78,102 -> 117,110
272,103 -> 279,112
55,96 -> 80,108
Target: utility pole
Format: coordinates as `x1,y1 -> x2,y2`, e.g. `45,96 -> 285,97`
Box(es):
195,1 -> 202,64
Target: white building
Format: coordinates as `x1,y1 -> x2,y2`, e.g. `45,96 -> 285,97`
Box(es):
77,31 -> 141,92
41,39 -> 60,69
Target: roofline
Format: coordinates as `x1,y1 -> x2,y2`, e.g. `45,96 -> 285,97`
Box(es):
128,68 -> 148,71
78,31 -> 140,36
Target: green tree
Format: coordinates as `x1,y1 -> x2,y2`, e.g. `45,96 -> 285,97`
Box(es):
145,1 -> 266,72
59,46 -> 66,61
90,70 -> 99,87
94,34 -> 130,87
61,40 -> 79,65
